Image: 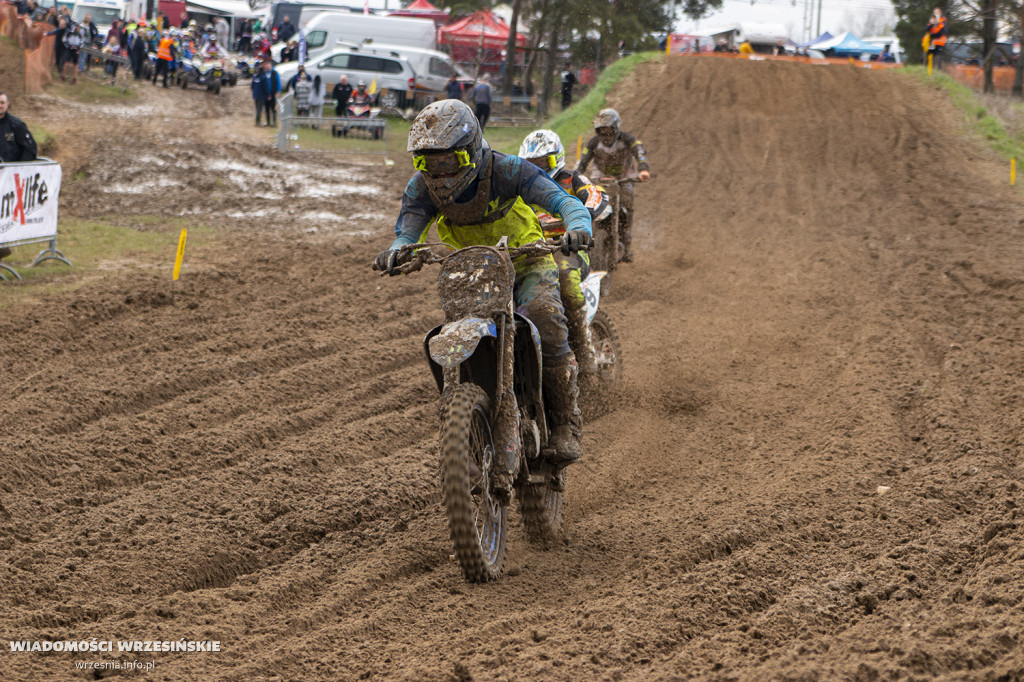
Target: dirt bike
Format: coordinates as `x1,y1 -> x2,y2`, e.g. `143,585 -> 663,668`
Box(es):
589,177 -> 636,274
373,237 -> 606,582
538,217 -> 623,398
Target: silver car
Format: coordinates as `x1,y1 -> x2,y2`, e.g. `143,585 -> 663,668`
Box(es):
277,47 -> 417,107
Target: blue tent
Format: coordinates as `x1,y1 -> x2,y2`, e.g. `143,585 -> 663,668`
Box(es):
814,32 -> 883,56
798,32 -> 832,49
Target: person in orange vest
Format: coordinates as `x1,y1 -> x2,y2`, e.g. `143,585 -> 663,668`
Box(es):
926,7 -> 948,70
153,32 -> 177,88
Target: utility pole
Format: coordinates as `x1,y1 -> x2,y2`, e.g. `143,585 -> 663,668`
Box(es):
816,0 -> 822,36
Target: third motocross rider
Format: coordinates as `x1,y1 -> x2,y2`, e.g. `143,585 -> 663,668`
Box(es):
577,108 -> 651,263
519,129 -> 609,375
374,100 -> 593,476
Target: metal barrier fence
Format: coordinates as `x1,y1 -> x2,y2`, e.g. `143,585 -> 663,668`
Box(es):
488,95 -> 544,126
276,92 -> 390,160
80,47 -> 131,94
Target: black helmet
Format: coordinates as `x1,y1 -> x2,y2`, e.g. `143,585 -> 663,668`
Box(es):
594,108 -> 621,145
408,99 -> 484,204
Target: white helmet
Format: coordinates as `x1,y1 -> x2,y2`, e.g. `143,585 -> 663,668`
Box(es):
518,129 -> 565,177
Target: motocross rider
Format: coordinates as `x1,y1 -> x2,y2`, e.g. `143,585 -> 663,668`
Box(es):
374,100 -> 594,472
577,108 -> 650,263
349,80 -> 373,112
519,129 -> 609,375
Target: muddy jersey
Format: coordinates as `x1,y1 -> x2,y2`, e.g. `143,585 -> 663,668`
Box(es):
578,131 -> 649,180
391,151 -> 592,251
534,169 -> 609,236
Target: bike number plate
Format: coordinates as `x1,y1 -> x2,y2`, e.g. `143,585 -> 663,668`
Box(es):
580,271 -> 606,324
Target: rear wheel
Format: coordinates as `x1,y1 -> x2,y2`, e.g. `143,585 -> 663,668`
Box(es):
440,383 -> 507,582
519,468 -> 565,545
579,308 -> 623,420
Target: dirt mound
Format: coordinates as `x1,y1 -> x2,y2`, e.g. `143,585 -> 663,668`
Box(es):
1,57 -> 1023,680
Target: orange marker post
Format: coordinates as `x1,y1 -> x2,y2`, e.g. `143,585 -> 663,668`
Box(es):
576,135 -> 582,164
172,228 -> 187,281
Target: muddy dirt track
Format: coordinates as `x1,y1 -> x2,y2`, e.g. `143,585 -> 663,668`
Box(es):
2,58 -> 1024,680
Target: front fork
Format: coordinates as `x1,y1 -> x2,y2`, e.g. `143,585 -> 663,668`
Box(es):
490,312 -> 521,492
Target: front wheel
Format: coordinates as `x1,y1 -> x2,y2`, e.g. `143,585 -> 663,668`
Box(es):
440,383 -> 507,582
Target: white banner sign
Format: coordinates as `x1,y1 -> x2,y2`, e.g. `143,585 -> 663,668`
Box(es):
0,160 -> 61,246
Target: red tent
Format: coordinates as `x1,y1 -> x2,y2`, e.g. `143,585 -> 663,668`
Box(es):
438,9 -> 527,50
388,0 -> 450,27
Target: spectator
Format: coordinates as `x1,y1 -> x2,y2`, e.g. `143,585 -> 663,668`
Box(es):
62,20 -> 87,83
276,15 -> 295,43
291,65 -> 312,116
238,18 -> 252,55
472,73 -> 492,130
309,74 -> 326,120
215,17 -> 229,50
0,92 -> 37,162
251,59 -> 280,126
48,17 -> 68,74
129,25 -> 147,79
714,39 -> 728,53
153,29 -> 175,87
332,75 -> 352,115
103,31 -> 121,84
926,7 -> 947,69
445,74 -> 461,100
280,39 -> 297,62
560,66 -> 576,109
78,14 -> 97,73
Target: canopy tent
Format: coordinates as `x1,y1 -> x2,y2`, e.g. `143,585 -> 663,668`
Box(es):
438,10 -> 527,50
813,32 -> 883,56
388,0 -> 450,27
798,31 -> 832,49
185,0 -> 257,18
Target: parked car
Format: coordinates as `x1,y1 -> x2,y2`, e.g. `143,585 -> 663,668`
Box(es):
351,42 -> 470,95
276,46 -> 417,107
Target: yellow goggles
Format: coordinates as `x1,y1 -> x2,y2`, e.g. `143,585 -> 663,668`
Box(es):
527,154 -> 559,171
412,149 -> 474,177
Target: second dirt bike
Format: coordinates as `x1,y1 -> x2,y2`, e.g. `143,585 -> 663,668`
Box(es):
374,238 -> 619,582
589,177 -> 636,274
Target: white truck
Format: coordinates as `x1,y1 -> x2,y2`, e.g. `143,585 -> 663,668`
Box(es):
71,0 -> 128,43
271,11 -> 436,62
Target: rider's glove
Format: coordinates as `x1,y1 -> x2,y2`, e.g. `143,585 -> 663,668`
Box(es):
638,170 -> 651,181
373,249 -> 402,275
561,229 -> 593,256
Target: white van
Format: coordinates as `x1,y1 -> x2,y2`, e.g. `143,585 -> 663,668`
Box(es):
71,0 -> 127,42
271,11 -> 436,61
350,43 -> 467,93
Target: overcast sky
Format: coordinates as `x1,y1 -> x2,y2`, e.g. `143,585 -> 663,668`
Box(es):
675,0 -> 899,42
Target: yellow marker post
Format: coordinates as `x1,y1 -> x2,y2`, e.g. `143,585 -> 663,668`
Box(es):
172,228 -> 187,281
928,53 -> 933,75
1013,158 -> 1017,186
665,35 -> 671,55
576,135 -> 582,164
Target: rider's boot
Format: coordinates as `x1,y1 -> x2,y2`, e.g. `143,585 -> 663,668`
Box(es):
566,303 -> 597,376
543,360 -> 583,465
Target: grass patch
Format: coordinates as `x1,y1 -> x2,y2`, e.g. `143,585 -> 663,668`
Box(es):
901,65 -> 1024,161
1,217 -> 210,305
547,52 -> 664,152
29,123 -> 57,157
45,72 -> 139,104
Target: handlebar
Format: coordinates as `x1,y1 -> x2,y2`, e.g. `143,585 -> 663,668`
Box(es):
372,238 -> 584,276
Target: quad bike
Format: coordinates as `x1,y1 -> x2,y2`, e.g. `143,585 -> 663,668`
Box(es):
177,57 -> 224,93
373,237 -> 620,582
234,54 -> 262,78
331,98 -> 383,140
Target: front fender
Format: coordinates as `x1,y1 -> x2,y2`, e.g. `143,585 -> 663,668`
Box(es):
423,317 -> 498,393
